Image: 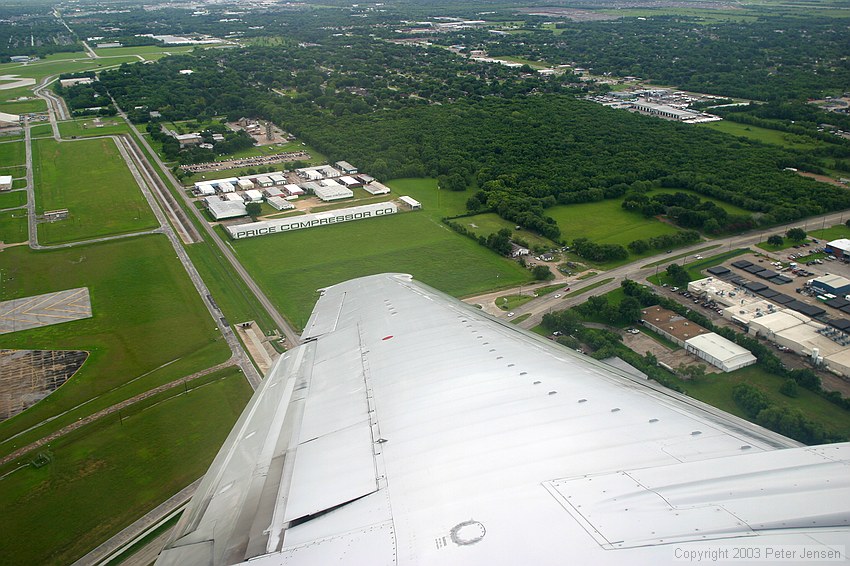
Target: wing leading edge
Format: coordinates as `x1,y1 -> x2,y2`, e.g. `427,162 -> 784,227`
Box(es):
157,273 -> 850,566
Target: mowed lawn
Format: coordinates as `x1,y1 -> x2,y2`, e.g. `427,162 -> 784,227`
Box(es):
231,211 -> 532,330
57,118 -> 131,139
385,177 -> 469,218
32,137 -> 158,244
0,235 -> 232,453
0,98 -> 46,114
547,199 -> 681,246
0,209 -> 28,243
0,368 -> 252,566
0,56 -> 138,82
0,140 -> 25,167
0,190 -> 26,209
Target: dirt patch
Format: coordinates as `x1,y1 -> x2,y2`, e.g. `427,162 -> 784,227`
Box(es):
623,331 -> 720,374
0,349 -> 88,421
798,171 -> 848,188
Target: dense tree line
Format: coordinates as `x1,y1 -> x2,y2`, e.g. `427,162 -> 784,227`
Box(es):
440,15 -> 850,100
733,383 -> 841,444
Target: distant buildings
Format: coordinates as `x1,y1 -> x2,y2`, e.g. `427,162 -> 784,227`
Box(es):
59,77 -> 94,88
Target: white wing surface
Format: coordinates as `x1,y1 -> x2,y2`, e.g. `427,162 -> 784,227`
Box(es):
157,273 -> 850,566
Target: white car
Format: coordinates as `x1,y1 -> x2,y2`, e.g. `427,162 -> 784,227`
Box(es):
554,294 -> 562,299
507,312 -> 515,317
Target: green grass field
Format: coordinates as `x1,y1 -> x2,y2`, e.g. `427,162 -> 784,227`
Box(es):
57,118 -> 131,139
701,121 -> 821,151
0,367 -> 251,566
0,209 -> 28,243
0,141 -> 25,166
0,190 -> 26,210
810,225 -> 850,242
32,137 -> 158,244
92,45 -> 200,59
28,123 -> 53,138
0,98 -> 46,114
385,178 -> 469,218
547,200 -> 681,246
230,210 -> 532,330
456,212 -> 556,248
0,85 -> 38,102
0,235 -> 232,454
0,57 -> 138,82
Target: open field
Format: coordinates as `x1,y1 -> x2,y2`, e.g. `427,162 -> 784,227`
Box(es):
58,118 -> 131,139
455,212 -> 556,248
810,224 -> 850,242
0,367 -> 251,566
0,235 -> 231,454
0,141 -> 25,166
0,209 -> 28,243
33,137 -> 158,244
0,98 -> 46,115
385,178 -> 469,218
28,123 -> 53,138
547,199 -> 681,246
229,210 -> 532,330
701,121 -> 821,151
0,190 -> 26,210
0,57 -> 138,82
0,85 -> 38,102
92,45 -> 202,59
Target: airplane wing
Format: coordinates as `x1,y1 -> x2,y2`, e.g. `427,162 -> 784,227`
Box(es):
156,273 -> 850,565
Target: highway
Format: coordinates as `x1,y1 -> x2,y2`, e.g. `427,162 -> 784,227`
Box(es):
461,210 -> 850,331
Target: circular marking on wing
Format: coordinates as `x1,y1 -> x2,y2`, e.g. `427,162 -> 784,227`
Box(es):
450,520 -> 486,546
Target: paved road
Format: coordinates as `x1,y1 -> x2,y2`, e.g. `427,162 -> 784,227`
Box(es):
462,210 -> 850,331
113,103 -> 303,348
82,41 -> 98,59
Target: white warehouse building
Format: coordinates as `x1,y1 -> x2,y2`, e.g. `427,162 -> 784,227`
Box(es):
684,333 -> 757,372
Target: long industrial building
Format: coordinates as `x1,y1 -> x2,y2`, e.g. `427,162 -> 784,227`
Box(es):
641,305 -> 755,372
689,275 -> 850,376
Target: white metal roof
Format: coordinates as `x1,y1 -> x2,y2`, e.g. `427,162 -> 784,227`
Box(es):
244,189 -> 263,201
828,238 -> 850,254
206,199 -> 247,220
266,196 -> 294,210
814,273 -> 850,288
313,185 -> 353,201
684,332 -> 757,367
157,274 -> 850,566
